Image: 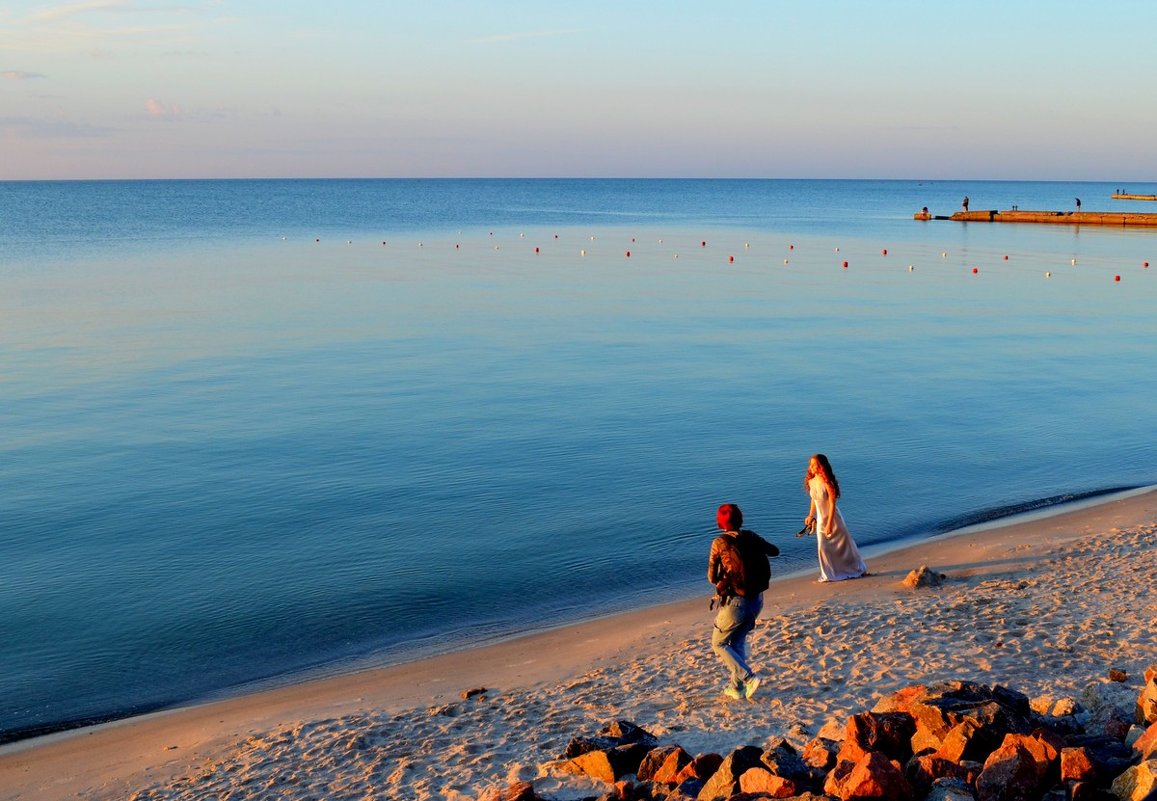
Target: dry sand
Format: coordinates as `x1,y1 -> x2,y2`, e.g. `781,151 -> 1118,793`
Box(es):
2,488 -> 1155,800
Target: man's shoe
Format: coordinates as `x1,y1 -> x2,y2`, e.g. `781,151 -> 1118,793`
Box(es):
722,686 -> 743,701
744,676 -> 761,699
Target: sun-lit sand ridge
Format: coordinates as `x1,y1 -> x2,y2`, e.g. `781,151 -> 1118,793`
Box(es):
1,488 -> 1155,800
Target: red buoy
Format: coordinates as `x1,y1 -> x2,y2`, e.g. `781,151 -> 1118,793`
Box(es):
1003,255 -> 1009,260
842,261 -> 849,268
1145,261 -> 1151,268
1115,275 -> 1121,282
972,267 -> 979,274
701,241 -> 707,247
789,244 -> 794,250
534,247 -> 539,253
882,249 -> 887,256
728,255 -> 734,263
625,250 -> 631,257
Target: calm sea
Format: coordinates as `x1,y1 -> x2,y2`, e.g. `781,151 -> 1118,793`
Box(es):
2,179 -> 1155,744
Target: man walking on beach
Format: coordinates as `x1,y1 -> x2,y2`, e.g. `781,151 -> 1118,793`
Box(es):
707,503 -> 779,701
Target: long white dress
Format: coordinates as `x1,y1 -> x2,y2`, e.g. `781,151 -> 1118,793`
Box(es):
809,477 -> 868,581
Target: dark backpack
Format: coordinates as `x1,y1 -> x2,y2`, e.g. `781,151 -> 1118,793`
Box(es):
715,529 -> 772,597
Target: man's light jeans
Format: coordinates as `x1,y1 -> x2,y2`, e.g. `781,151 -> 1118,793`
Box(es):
711,594 -> 762,693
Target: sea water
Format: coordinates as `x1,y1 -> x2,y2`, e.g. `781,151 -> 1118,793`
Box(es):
1,179 -> 1155,743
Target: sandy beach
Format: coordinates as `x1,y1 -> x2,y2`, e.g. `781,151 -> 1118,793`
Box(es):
2,487 -> 1155,800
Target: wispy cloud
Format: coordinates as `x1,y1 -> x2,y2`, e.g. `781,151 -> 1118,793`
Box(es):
2,70 -> 47,80
471,29 -> 581,45
144,97 -> 182,119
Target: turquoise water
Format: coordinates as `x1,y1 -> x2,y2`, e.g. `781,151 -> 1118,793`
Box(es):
1,179 -> 1155,743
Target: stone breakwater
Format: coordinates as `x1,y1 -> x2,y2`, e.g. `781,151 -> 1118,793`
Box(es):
493,674 -> 1157,801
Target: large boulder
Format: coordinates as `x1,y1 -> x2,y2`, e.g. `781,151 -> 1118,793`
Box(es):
760,737 -> 813,784
975,733 -> 1055,801
1134,721 -> 1157,762
560,721 -> 659,783
638,745 -> 692,784
1110,759 -> 1157,801
1061,747 -> 1100,783
738,766 -> 802,797
837,712 -> 917,764
696,746 -> 764,801
1066,734 -> 1138,780
1137,676 -> 1157,726
823,751 -> 913,801
674,753 -> 723,784
905,753 -> 975,797
1081,682 -> 1138,738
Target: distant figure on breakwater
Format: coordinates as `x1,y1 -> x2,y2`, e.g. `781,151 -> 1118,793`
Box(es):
1076,197 -> 1082,211
962,196 -> 969,212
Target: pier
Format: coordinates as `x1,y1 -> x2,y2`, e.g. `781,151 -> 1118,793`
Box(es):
1111,193 -> 1157,201
914,209 -> 1157,226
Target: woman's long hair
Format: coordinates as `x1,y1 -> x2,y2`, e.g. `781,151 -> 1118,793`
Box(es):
804,453 -> 841,500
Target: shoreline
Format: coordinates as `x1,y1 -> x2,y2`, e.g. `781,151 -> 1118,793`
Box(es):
4,485 -> 1141,750
2,485 -> 1155,799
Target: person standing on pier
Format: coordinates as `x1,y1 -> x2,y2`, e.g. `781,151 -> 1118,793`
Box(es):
962,195 -> 969,212
1076,197 -> 1081,211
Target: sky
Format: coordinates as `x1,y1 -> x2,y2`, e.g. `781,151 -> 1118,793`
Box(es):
3,0 -> 1156,181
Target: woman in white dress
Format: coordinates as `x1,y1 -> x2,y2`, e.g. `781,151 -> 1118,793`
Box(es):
802,454 -> 867,581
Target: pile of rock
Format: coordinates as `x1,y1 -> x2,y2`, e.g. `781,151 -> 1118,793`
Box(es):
480,668 -> 1157,801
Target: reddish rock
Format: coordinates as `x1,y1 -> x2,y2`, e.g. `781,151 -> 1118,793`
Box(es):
674,752 -> 722,784
1111,759 -> 1157,801
837,712 -> 917,764
1109,668 -> 1129,682
936,718 -> 986,763
695,746 -> 763,801
738,767 -> 801,797
1061,746 -> 1099,782
873,684 -> 929,715
564,749 -> 618,783
477,781 -> 542,801
1137,678 -> 1157,725
905,753 -> 973,797
976,733 -> 1052,801
803,737 -> 840,770
1134,721 -> 1157,761
1069,781 -> 1118,801
824,751 -> 912,801
640,745 -> 692,784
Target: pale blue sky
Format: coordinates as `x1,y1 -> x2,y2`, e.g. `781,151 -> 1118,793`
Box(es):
3,1 -> 1155,180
